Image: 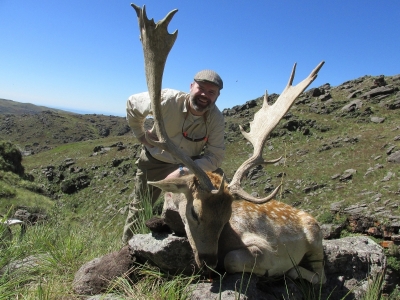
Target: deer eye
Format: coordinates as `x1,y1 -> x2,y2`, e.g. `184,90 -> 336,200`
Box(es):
191,206 -> 199,222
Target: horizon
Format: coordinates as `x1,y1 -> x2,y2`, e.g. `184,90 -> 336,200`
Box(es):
1,1 -> 399,117
2,69 -> 399,118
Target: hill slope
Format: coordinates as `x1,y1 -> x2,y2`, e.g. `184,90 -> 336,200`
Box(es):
0,98 -> 74,115
1,73 -> 400,231
0,109 -> 131,154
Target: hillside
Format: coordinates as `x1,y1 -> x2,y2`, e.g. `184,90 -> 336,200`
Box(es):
2,73 -> 399,217
0,98 -> 74,115
0,105 -> 131,154
1,72 -> 400,298
1,72 -> 397,225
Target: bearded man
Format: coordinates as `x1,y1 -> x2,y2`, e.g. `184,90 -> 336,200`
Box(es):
122,70 -> 225,243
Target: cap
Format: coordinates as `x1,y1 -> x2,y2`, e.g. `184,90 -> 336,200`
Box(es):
194,70 -> 223,90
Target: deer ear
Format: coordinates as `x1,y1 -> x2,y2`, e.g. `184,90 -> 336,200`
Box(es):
148,178 -> 190,193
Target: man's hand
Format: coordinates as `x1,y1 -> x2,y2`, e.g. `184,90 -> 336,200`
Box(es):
138,130 -> 158,148
165,166 -> 190,179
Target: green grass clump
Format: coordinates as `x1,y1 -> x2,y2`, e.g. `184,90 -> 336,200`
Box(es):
110,264 -> 199,299
0,190 -> 203,299
387,256 -> 400,273
0,181 -> 16,198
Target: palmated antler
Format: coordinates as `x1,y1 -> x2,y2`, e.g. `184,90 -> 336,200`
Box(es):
227,61 -> 325,203
131,4 -> 216,192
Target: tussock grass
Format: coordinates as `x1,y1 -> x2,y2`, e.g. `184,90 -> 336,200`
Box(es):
110,264 -> 199,300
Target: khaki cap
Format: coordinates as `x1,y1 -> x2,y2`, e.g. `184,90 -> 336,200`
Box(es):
194,70 -> 223,90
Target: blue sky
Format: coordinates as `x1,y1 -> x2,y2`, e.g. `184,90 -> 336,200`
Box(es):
1,1 -> 399,117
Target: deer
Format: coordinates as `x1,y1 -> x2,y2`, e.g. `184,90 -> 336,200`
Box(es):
131,3 -> 326,284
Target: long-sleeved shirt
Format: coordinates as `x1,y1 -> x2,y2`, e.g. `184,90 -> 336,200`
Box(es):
126,88 -> 225,172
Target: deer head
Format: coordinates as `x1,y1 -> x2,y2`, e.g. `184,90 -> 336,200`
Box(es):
131,3 -> 324,269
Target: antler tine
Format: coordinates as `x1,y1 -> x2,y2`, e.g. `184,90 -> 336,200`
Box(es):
228,61 -> 325,203
131,4 -> 216,192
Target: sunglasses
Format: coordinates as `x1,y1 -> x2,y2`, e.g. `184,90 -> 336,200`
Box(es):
181,117 -> 208,142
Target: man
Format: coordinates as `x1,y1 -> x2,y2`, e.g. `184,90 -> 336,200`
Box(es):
122,70 -> 225,243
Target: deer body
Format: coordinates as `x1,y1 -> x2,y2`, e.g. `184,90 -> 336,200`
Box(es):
154,172 -> 326,283
223,200 -> 324,281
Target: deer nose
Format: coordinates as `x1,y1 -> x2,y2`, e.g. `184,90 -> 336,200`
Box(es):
199,253 -> 218,268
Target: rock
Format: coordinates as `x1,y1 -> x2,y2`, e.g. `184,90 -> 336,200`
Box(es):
303,183 -> 326,193
348,89 -> 363,99
386,145 -> 396,155
74,234 -> 395,299
145,216 -> 171,233
341,99 -> 363,112
330,200 -> 345,212
320,223 -> 345,239
384,97 -> 400,110
371,116 -> 385,123
373,76 -> 387,87
381,171 -> 395,182
361,86 -> 399,99
72,246 -> 135,295
13,208 -> 47,225
128,232 -> 197,275
323,237 -> 388,298
319,92 -> 332,101
0,254 -> 50,276
387,150 -> 400,163
188,273 -> 273,300
340,169 -> 356,181
309,87 -> 324,97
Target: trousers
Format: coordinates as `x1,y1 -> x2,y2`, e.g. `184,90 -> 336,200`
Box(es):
122,147 -> 180,243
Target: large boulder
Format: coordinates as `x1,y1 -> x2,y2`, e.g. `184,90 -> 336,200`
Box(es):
129,231 -> 197,275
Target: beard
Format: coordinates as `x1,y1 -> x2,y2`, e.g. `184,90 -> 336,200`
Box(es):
189,94 -> 214,113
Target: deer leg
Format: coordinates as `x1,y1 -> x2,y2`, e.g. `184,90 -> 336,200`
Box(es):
224,246 -> 267,276
286,265 -> 326,285
286,248 -> 326,284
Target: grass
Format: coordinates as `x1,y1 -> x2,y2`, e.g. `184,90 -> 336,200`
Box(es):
1,213 -> 122,298
110,264 -> 199,300
0,190 -> 204,299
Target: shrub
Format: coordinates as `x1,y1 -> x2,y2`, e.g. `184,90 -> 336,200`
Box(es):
0,140 -> 24,176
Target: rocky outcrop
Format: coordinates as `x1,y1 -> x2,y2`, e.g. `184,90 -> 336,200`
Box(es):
71,235 -> 391,299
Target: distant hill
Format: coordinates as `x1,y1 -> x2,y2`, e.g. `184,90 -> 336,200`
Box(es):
0,98 -> 74,115
0,99 -> 131,154
1,73 -> 399,158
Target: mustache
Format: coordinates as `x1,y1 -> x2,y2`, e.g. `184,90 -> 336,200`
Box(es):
195,95 -> 210,103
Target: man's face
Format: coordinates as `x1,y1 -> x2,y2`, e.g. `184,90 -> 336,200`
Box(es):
189,81 -> 220,115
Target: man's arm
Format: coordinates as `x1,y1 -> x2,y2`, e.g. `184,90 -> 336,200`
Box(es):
126,89 -> 186,148
126,91 -> 152,141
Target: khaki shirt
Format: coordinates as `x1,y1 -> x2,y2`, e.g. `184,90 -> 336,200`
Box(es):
126,89 -> 225,172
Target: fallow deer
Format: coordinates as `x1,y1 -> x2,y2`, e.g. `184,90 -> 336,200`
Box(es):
131,3 -> 326,284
